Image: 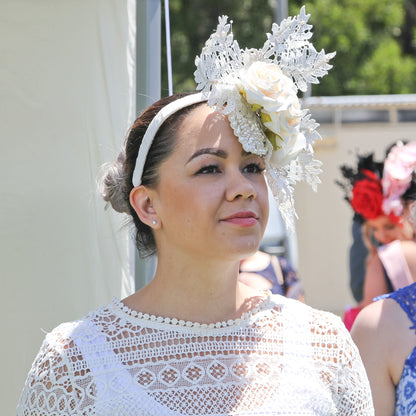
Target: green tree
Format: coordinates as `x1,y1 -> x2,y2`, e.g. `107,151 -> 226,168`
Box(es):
290,0 -> 416,94
161,0 -> 273,94
358,38 -> 416,93
161,0 -> 416,96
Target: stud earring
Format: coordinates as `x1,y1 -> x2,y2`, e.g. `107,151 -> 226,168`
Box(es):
152,220 -> 157,225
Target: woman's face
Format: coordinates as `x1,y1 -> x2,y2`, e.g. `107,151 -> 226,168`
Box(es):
150,104 -> 269,261
366,216 -> 402,245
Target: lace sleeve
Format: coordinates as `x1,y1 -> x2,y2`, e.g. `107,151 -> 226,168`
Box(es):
331,315 -> 375,415
16,324 -> 94,416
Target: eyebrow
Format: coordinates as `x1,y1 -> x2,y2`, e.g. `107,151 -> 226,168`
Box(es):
187,147 -> 251,163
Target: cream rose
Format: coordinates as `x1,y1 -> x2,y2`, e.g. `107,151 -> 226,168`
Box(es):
239,61 -> 305,166
240,61 -> 298,111
269,129 -> 306,167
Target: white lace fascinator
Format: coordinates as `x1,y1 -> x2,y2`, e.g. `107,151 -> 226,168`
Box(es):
133,7 -> 335,229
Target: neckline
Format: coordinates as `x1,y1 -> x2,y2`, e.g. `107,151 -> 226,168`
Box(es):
110,291 -> 274,330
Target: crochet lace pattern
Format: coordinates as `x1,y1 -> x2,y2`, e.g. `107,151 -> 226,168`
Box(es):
17,295 -> 374,415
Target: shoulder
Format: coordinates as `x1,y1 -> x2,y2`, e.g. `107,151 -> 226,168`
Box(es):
352,297 -> 400,332
269,295 -> 346,334
351,297 -> 406,358
378,239 -> 401,253
17,304 -> 111,416
41,302 -> 113,353
352,292 -> 416,386
26,302 -> 114,386
270,296 -> 371,388
353,294 -> 410,333
272,296 -> 366,359
375,239 -> 416,261
377,239 -> 413,262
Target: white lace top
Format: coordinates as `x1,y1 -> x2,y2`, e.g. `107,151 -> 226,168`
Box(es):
17,295 -> 374,415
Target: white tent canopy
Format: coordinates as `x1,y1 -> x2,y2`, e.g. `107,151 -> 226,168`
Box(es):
1,1 -> 135,413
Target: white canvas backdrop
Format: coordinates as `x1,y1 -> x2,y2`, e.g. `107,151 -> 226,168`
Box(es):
1,1 -> 135,413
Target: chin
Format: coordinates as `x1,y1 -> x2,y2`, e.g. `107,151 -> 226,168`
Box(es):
234,239 -> 262,259
213,232 -> 264,260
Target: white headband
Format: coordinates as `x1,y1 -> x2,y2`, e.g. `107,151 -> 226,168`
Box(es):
132,92 -> 205,187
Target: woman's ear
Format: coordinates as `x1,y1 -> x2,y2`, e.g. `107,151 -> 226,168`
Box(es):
129,186 -> 160,229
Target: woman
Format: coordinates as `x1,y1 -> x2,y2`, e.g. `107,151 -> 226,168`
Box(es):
351,145 -> 416,416
17,9 -> 373,415
352,273 -> 416,416
338,146 -> 415,316
352,233 -> 416,416
238,250 -> 305,301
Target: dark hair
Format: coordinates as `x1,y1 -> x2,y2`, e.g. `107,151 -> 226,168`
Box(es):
101,92 -> 205,257
403,173 -> 416,203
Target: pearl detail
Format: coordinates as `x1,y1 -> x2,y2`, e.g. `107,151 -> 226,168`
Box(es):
112,291 -> 272,330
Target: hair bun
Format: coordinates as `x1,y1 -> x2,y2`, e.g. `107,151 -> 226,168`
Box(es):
99,151 -> 131,214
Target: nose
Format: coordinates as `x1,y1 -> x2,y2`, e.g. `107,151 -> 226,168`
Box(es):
225,169 -> 256,201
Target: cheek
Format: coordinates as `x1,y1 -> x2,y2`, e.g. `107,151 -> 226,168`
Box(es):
168,194 -> 196,223
162,182 -> 216,227
372,229 -> 385,242
373,229 -> 381,239
261,192 -> 269,219
256,181 -> 270,225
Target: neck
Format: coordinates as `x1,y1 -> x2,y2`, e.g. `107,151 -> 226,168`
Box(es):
123,251 -> 264,324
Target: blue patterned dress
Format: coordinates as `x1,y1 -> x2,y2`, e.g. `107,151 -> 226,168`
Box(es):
383,283 -> 416,415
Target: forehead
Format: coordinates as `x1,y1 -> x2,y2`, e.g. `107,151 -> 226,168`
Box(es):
368,216 -> 397,227
175,104 -> 241,153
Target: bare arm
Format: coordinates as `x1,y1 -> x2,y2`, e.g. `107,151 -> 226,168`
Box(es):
359,253 -> 389,309
351,301 -> 396,416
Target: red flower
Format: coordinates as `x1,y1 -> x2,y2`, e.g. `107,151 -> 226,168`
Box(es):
351,177 -> 384,220
361,169 -> 378,181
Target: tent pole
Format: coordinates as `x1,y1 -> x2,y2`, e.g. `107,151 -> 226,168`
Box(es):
133,0 -> 161,290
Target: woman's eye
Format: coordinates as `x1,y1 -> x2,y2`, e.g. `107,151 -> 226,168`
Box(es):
243,163 -> 265,174
196,165 -> 220,174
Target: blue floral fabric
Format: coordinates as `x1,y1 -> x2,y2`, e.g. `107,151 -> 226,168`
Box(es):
385,283 -> 416,415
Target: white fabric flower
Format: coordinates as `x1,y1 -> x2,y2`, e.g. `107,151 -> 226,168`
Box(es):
240,62 -> 297,111
239,62 -> 306,167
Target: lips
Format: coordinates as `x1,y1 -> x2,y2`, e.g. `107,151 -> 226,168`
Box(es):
221,211 -> 259,227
